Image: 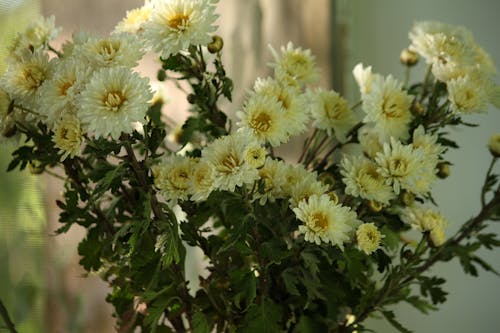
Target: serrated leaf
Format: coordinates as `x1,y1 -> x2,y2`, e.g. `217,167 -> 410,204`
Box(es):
240,298 -> 282,333
78,228 -> 102,271
381,310 -> 413,333
192,311 -> 211,333
281,268 -> 301,296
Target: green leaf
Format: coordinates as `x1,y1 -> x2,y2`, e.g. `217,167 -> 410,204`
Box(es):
281,268 -> 301,296
293,315 -> 326,333
229,270 -> 257,310
381,310 -> 413,333
192,311 -> 212,333
78,227 -> 102,271
240,298 -> 282,333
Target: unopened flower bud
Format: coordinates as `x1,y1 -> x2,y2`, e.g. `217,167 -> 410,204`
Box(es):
368,200 -> 383,213
207,35 -> 223,53
411,102 -> 426,116
436,162 -> 450,179
29,161 -> 44,174
2,122 -> 16,137
157,69 -> 167,82
400,48 -> 419,67
187,93 -> 196,104
401,191 -> 415,206
328,192 -> 339,204
319,172 -> 335,189
487,133 -> 500,157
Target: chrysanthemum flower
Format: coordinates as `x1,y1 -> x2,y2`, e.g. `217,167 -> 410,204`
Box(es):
293,194 -> 360,249
39,59 -> 92,125
78,67 -> 152,139
236,93 -> 289,147
309,88 -> 357,141
270,42 -> 319,87
144,0 -> 218,58
201,132 -> 259,192
253,77 -> 309,137
356,223 -> 384,255
244,144 -> 267,169
375,138 -> 425,195
280,164 -> 328,208
52,113 -> 83,161
357,125 -> 385,159
400,205 -> 448,243
114,1 -> 153,34
189,160 -> 215,202
254,158 -> 287,205
447,75 -> 489,114
341,155 -> 395,205
76,33 -> 145,69
362,75 -> 414,140
153,155 -> 196,204
8,15 -> 60,59
0,49 -> 54,109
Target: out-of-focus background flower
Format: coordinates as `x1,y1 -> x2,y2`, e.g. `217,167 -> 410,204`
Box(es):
0,0 -> 499,332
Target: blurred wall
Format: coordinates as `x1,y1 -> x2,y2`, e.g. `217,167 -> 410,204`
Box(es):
346,1 -> 500,332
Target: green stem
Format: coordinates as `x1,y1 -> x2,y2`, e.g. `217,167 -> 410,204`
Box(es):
481,157 -> 497,207
0,299 -> 18,333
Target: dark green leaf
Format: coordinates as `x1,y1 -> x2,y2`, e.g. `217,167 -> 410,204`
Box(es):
381,310 -> 413,333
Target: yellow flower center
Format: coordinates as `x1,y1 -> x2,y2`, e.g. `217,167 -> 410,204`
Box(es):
58,80 -> 74,96
382,94 -> 406,118
103,91 -> 126,112
311,212 -> 329,231
249,111 -> 272,133
220,153 -> 240,174
97,40 -> 121,60
168,13 -> 190,31
23,66 -> 45,90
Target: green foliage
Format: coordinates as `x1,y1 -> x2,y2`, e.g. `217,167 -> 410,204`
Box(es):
2,14 -> 500,333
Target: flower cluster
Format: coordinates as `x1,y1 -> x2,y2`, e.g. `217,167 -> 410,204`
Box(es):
2,2 -> 500,333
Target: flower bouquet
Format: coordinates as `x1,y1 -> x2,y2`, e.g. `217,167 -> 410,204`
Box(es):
1,0 -> 500,332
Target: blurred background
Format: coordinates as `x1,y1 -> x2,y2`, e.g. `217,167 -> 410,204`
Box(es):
0,0 -> 499,332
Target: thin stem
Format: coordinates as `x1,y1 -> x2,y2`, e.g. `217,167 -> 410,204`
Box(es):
0,299 -> 18,333
419,64 -> 433,103
481,157 -> 497,207
298,128 -> 318,163
48,44 -> 63,58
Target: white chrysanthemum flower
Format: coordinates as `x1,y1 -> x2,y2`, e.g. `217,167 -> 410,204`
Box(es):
447,75 -> 490,114
375,138 -> 425,195
244,144 -> 267,169
52,113 -> 83,161
357,125 -> 385,158
409,21 -> 472,65
411,125 -> 444,164
0,49 -> 54,109
356,223 -> 384,255
189,159 -> 215,202
288,174 -> 329,209
78,67 -> 152,139
8,15 -> 61,59
341,155 -> 395,205
362,75 -> 413,140
352,63 -> 378,95
488,133 -> 500,157
400,205 -> 448,233
254,158 -> 287,205
236,93 -> 289,147
253,77 -> 309,137
309,88 -> 357,141
75,33 -> 145,69
114,1 -> 153,34
429,227 -> 446,246
293,194 -> 360,249
201,131 -> 260,192
153,155 -> 196,204
39,59 -> 92,125
269,42 -> 320,87
60,31 -> 92,58
144,0 -> 218,58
